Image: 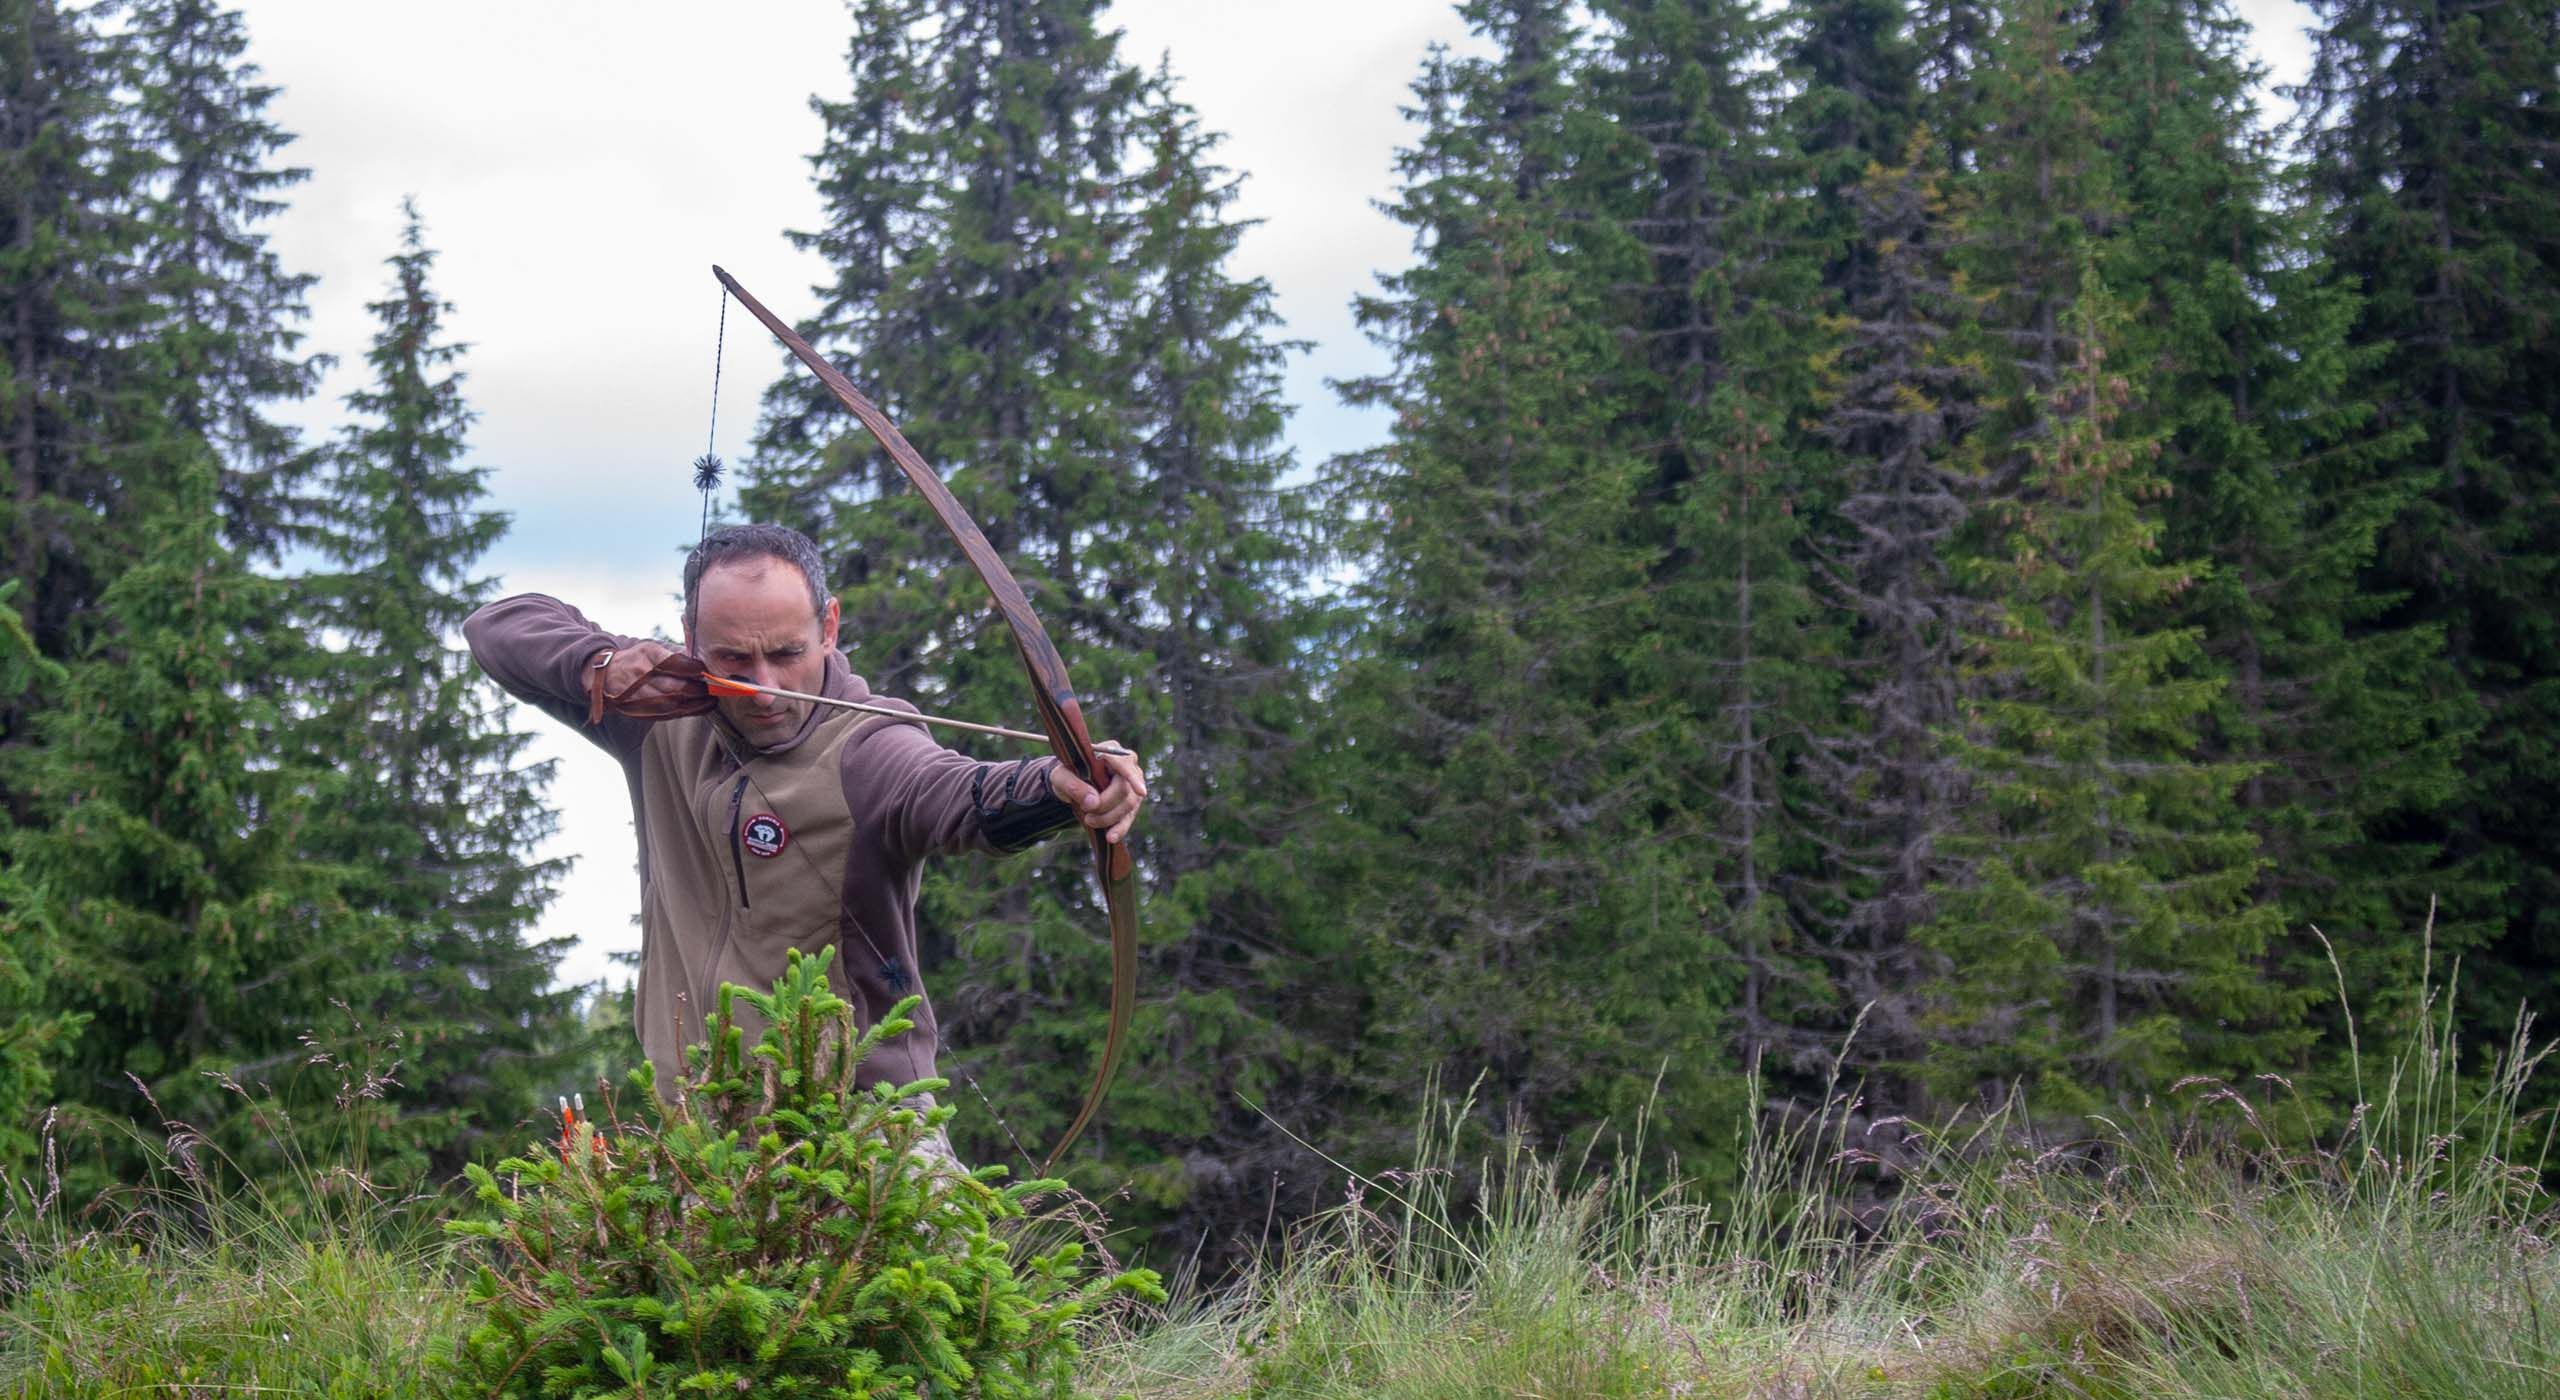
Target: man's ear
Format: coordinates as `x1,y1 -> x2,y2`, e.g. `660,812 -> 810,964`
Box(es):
820,596 -> 841,652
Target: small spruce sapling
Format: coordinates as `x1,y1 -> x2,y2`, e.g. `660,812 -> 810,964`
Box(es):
445,947 -> 1161,1397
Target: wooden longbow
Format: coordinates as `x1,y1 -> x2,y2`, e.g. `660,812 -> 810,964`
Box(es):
711,266 -> 1138,1175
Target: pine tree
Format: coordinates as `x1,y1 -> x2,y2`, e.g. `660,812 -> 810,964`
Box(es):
0,580 -> 75,1172
126,0 -> 323,561
2294,0 -> 2560,1021
740,0 -> 1325,1233
1918,0 -> 2285,1109
1797,140 -> 1982,1093
1581,0 -> 1836,1100
1077,73 -> 1342,1259
306,202 -> 581,1181
10,456 -> 398,1196
0,0 -> 158,676
1785,0 -> 1920,305
1326,0 -> 1739,1176
2085,0 -> 2468,1064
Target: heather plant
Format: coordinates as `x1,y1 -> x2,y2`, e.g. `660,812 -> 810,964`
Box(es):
445,947 -> 1161,1398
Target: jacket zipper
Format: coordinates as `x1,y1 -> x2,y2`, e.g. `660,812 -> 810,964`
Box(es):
725,771 -> 752,909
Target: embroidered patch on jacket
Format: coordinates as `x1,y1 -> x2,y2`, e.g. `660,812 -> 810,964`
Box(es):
741,812 -> 790,858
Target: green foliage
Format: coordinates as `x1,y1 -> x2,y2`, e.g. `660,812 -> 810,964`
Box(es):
7,0 -> 2560,1310
8,458 -> 400,1198
1087,945 -> 2558,1400
1316,0 -> 1746,1195
0,1025 -> 469,1400
1586,0 -> 1846,1096
446,948 -> 1161,1398
1905,0 -> 2294,1110
2,937 -> 2551,1400
125,0 -> 326,561
3,1229 -> 458,1399
2296,0 -> 2560,1029
0,0 -> 319,672
0,0 -> 147,668
0,866 -> 74,1179
2078,0 -> 2469,1092
1927,285 -> 2288,1105
0,582 -> 74,1173
738,0 -> 1330,1252
304,201 -> 583,1181
1791,137 -> 1983,1090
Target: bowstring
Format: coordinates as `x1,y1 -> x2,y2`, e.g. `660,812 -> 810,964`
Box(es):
696,287 -> 730,543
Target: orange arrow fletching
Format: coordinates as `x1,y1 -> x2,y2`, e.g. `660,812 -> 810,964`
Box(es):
705,675 -> 760,698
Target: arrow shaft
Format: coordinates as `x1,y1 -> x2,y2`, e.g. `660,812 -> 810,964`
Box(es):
713,676 -> 1129,754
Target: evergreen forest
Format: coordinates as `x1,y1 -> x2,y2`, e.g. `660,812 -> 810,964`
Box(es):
3,0 -> 2556,1313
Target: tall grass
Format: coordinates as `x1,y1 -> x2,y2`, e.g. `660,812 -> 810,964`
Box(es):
0,1071 -> 470,1398
1088,936 -> 2559,1399
4,923 -> 2551,1398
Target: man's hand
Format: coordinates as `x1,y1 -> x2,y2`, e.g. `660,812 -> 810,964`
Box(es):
1049,744 -> 1148,845
584,640 -> 711,723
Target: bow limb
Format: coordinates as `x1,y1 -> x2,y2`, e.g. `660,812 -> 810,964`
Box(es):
712,265 -> 1137,1175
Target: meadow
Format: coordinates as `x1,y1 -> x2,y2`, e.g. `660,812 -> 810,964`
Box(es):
6,964 -> 2549,1400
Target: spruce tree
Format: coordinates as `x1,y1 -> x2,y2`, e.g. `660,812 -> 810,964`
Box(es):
0,0 -> 120,1167
0,0 -> 157,675
740,0 -> 1325,1237
2085,0 -> 2468,1063
2294,0 -> 2560,1020
1581,0 -> 1835,1099
1084,73 -> 1343,1259
1767,1 -> 1963,1115
1,0 -> 341,1188
1797,141 -> 1982,1095
125,0 -> 323,561
1919,0 -> 2285,1109
1911,0 -> 1996,171
1784,0 -> 1920,306
1327,0 -> 1738,1176
0,581 -> 74,1172
10,456 -> 398,1197
306,202 -> 581,1181
1927,288 -> 2288,1108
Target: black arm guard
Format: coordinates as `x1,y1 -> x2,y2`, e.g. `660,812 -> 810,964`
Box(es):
973,757 -> 1077,853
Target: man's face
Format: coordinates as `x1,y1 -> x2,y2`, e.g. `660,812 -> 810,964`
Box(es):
685,558 -> 841,746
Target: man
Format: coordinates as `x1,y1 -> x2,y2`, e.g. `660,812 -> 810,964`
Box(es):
464,523 -> 1146,1134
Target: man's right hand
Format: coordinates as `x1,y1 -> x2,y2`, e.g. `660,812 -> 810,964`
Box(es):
584,640 -> 714,724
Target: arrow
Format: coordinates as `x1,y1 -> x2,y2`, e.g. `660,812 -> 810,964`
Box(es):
702,673 -> 1132,756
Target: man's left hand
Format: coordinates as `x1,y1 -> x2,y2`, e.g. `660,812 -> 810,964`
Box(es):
1050,744 -> 1148,845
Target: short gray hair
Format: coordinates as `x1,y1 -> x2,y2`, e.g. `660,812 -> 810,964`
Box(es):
683,524 -> 829,633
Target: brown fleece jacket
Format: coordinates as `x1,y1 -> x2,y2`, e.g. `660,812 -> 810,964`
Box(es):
463,593 -> 1073,1097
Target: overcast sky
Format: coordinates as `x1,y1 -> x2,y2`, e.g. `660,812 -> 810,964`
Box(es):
232,0 -> 2319,994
